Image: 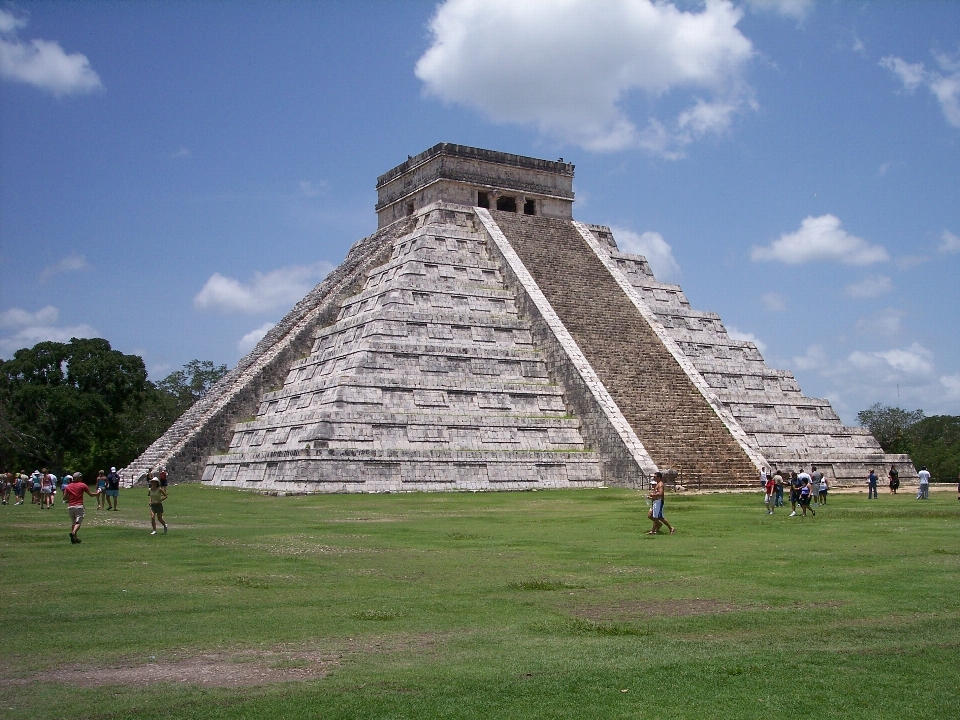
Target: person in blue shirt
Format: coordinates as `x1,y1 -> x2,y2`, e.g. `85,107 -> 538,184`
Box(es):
867,469 -> 878,499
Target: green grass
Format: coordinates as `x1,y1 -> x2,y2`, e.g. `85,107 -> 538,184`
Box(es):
1,486 -> 958,719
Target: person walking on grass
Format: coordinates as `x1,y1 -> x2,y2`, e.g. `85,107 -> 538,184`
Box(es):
773,469 -> 784,507
810,466 -> 823,505
917,467 -> 930,500
799,477 -> 816,517
790,470 -> 808,516
817,471 -> 828,506
764,472 -> 776,514
148,477 -> 168,535
867,469 -> 878,500
40,469 -> 55,509
105,467 -> 120,510
888,465 -> 900,494
64,472 -> 100,543
647,471 -> 675,535
95,470 -> 107,510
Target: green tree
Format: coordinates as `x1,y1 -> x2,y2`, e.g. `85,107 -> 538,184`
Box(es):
156,359 -> 227,415
856,403 -> 925,454
0,339 -> 229,478
906,415 -> 960,482
0,338 -> 152,475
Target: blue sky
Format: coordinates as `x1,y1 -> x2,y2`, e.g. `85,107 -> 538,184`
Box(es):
1,0 -> 958,423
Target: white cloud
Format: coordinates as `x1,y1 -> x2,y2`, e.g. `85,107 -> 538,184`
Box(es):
40,252 -> 88,281
751,214 -> 889,266
939,230 -> 960,254
880,51 -> 960,128
942,374 -> 960,401
238,322 -> 276,354
762,292 -> 786,312
744,0 -> 813,21
194,261 -> 333,314
611,227 -> 681,280
0,9 -> 103,96
0,305 -> 97,357
415,0 -> 755,155
727,326 -> 767,354
848,342 -> 935,382
845,275 -> 892,299
791,344 -> 828,372
856,308 -> 904,339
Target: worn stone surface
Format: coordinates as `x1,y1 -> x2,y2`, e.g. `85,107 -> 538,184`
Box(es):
124,143 -> 912,490
202,204 -> 604,492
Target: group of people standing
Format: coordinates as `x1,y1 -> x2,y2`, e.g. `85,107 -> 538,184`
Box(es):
0,468 -> 120,509
1,466 -> 170,541
761,466 -> 828,517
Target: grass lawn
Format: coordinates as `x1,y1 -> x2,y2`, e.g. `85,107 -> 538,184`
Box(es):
1,484 -> 958,719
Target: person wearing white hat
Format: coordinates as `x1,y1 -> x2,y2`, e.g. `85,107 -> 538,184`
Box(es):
105,467 -> 121,510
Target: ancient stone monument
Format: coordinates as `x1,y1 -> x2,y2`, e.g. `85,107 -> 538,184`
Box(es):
123,143 -> 913,491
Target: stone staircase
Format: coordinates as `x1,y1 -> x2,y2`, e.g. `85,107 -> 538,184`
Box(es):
491,211 -> 760,487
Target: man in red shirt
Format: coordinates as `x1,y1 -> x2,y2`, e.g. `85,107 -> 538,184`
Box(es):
64,472 -> 100,543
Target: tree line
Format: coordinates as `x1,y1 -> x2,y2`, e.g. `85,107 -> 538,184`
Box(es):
0,338 -> 226,479
857,404 -> 960,482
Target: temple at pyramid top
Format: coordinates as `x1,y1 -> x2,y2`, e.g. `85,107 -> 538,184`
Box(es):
375,143 -> 575,227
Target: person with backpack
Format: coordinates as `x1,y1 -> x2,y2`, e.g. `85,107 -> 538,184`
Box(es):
888,465 -> 900,494
105,467 -> 121,510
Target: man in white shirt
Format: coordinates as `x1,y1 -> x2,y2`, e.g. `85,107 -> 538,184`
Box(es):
917,466 -> 931,500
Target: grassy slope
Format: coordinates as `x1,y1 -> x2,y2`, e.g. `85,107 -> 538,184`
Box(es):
1,485 -> 958,719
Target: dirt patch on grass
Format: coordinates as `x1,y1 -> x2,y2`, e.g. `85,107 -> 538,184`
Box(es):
573,598 -> 745,621
11,649 -> 337,688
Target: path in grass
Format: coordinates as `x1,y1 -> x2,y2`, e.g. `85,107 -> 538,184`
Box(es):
1,485 -> 958,719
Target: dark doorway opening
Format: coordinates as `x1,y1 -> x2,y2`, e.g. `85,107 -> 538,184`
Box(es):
496,196 -> 517,212
406,202 -> 415,216
523,199 -> 536,215
477,191 -> 490,209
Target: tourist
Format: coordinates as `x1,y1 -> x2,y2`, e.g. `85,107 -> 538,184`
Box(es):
764,472 -> 776,514
64,472 -> 100,543
158,466 -> 168,490
818,472 -> 828,506
40,469 -> 55,509
148,477 -> 168,535
95,470 -> 107,510
105,467 -> 120,510
888,465 -> 900,494
917,466 -> 930,500
760,467 -> 768,488
799,477 -> 816,517
14,474 -> 26,505
61,472 -> 72,503
810,466 -> 824,505
790,469 -> 809,517
0,472 -> 11,505
647,471 -> 675,535
773,469 -> 784,507
867,469 -> 878,499
29,471 -> 41,505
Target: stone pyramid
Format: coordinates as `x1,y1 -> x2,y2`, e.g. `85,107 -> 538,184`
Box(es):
123,143 -> 913,491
